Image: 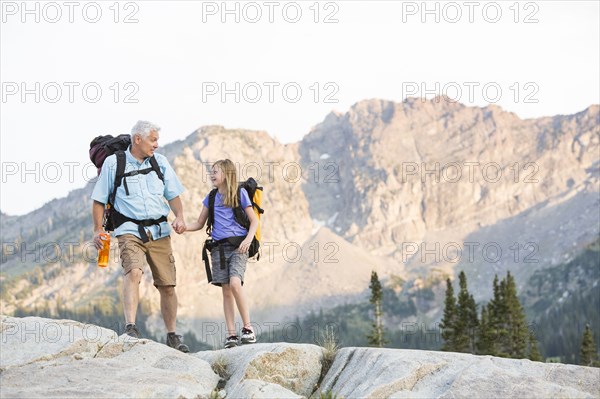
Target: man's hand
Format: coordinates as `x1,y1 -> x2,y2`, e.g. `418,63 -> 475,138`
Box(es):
93,231 -> 106,250
92,201 -> 107,248
168,196 -> 185,234
171,216 -> 186,234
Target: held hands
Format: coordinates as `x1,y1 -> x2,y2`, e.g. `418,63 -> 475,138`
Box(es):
171,216 -> 187,234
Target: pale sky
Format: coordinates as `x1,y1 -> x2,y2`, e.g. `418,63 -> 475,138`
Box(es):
1,1 -> 599,216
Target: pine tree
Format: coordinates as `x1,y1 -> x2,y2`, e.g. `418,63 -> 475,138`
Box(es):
528,332 -> 543,362
485,272 -> 529,358
580,323 -> 599,367
454,271 -> 478,353
488,275 -> 509,357
466,293 -> 479,353
367,271 -> 386,347
440,278 -> 457,351
504,272 -> 528,358
477,306 -> 495,355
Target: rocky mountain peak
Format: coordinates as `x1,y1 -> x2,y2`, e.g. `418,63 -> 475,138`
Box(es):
1,99 -> 598,331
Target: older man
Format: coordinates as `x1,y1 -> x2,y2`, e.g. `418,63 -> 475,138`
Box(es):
91,121 -> 189,352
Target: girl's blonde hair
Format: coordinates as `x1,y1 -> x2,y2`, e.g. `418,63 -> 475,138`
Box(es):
213,159 -> 238,208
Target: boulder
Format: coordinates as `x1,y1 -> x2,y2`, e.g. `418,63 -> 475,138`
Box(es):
317,347 -> 600,398
3,316 -> 599,399
195,342 -> 324,397
0,316 -> 219,398
228,380 -> 302,398
0,315 -> 118,367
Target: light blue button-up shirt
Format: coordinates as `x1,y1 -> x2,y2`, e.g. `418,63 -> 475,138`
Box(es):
91,148 -> 184,240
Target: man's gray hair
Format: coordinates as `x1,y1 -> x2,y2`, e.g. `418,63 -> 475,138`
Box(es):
131,120 -> 160,139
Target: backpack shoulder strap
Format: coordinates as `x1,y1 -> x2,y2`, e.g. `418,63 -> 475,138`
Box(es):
206,188 -> 218,235
109,151 -> 127,206
233,186 -> 250,229
254,186 -> 264,214
148,155 -> 164,182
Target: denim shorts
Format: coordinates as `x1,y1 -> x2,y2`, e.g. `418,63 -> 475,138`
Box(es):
210,242 -> 248,286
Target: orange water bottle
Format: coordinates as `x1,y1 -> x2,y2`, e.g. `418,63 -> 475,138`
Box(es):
97,233 -> 110,268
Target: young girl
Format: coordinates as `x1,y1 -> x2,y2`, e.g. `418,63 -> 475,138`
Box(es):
186,159 -> 259,348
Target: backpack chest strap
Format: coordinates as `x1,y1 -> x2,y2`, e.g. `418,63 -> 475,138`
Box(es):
121,167 -> 160,196
110,152 -> 165,200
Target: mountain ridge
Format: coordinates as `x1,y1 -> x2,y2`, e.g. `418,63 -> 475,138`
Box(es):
1,98 -> 598,339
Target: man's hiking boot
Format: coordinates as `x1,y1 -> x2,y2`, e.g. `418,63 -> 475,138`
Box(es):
240,328 -> 256,344
224,335 -> 239,349
124,323 -> 140,339
166,333 -> 190,353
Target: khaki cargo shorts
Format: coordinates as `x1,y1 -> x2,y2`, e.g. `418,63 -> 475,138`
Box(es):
117,233 -> 176,286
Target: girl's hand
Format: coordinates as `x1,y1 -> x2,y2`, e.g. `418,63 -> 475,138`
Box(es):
171,216 -> 187,234
238,239 -> 252,254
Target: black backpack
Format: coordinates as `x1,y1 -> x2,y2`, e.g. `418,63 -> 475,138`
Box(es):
89,134 -> 131,176
201,177 -> 264,283
206,177 -> 263,259
89,135 -> 165,240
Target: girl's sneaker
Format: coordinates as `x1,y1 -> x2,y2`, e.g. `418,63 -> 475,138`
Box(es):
241,328 -> 256,344
224,335 -> 239,349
